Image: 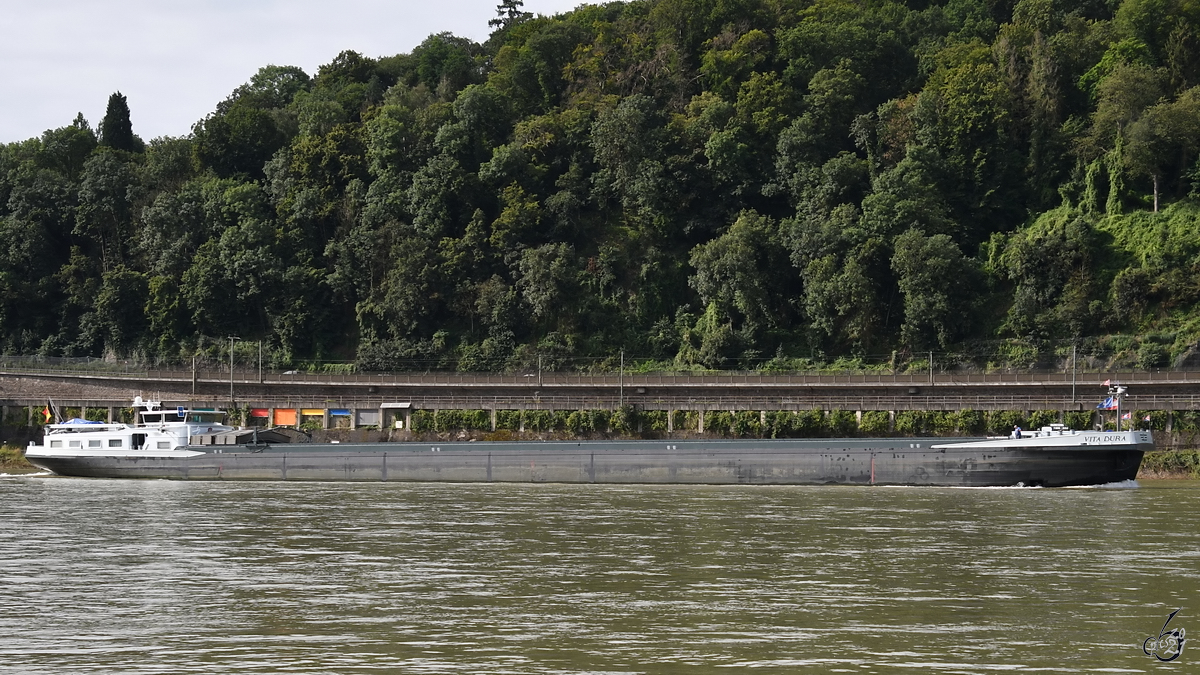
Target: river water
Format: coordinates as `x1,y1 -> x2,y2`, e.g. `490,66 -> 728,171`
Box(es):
1,476 -> 1195,674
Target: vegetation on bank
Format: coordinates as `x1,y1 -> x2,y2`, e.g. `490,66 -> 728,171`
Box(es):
3,0 -> 1200,374
0,444 -> 35,473
1138,450 -> 1200,478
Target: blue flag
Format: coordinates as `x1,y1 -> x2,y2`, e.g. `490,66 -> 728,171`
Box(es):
1096,397 -> 1117,410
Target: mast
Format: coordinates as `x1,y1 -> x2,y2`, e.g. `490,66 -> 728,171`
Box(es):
1108,383 -> 1127,431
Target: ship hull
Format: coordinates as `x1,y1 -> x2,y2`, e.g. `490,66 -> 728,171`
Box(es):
25,438 -> 1148,487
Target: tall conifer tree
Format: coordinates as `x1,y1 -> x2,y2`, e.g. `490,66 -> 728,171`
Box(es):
98,91 -> 137,152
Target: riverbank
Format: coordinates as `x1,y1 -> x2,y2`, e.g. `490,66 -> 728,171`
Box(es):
0,445 -> 37,474
1136,449 -> 1200,479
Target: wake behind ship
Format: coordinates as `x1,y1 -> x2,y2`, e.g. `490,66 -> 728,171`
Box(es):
23,399 -> 1150,487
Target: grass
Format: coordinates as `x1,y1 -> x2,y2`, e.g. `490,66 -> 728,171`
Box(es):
0,444 -> 37,473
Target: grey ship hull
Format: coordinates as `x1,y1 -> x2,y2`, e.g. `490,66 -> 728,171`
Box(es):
27,438 -> 1148,487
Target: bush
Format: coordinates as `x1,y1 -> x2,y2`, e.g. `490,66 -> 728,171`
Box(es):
0,444 -> 34,470
410,410 -> 435,433
525,410 -> 554,432
859,411 -> 890,435
1064,411 -> 1093,430
928,411 -> 957,434
705,411 -> 732,435
957,409 -> 985,434
1136,410 -> 1167,431
1140,450 -> 1200,478
894,411 -> 925,435
796,410 -> 826,436
497,410 -> 522,430
1136,342 -> 1169,369
566,410 -> 594,435
766,411 -> 797,437
986,410 -> 1027,435
828,410 -> 857,437
436,409 -> 490,431
731,411 -> 761,437
643,410 -> 669,432
610,406 -> 640,434
672,410 -> 697,432
1173,410 -> 1200,432
1028,410 -> 1058,430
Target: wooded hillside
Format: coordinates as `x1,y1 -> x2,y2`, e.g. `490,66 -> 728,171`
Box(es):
3,0 -> 1200,372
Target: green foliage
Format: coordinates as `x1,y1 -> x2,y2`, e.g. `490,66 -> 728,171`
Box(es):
858,411 -> 890,435
705,411 -> 732,435
957,410 -> 985,435
766,409 -> 828,437
1174,410 -> 1200,432
1064,411 -> 1094,430
5,0 -> 1200,366
732,410 -> 762,437
83,407 -> 108,421
1028,410 -> 1059,429
410,410 -> 435,432
987,410 -> 1027,435
98,92 -> 140,153
0,444 -> 35,471
672,410 -> 697,432
894,411 -> 925,435
434,409 -> 490,431
496,410 -> 522,430
827,409 -> 857,437
565,409 -> 594,435
1140,450 -> 1200,478
643,410 -> 669,433
610,406 -> 639,434
524,409 -> 556,432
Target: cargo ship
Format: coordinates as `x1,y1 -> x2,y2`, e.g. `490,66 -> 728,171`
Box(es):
22,399 -> 1149,487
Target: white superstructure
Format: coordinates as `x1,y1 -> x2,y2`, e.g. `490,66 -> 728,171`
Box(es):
933,424 -> 1153,449
25,398 -> 234,461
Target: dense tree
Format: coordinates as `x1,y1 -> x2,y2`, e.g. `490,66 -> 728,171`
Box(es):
4,0 -> 1200,369
98,92 -> 140,153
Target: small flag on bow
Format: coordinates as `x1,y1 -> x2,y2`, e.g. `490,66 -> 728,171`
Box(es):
1121,412 -> 1132,420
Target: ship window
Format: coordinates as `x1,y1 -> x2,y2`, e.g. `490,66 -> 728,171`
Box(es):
156,441 -> 170,449
69,440 -> 82,448
50,440 -> 62,448
88,440 -> 102,448
108,439 -> 122,448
